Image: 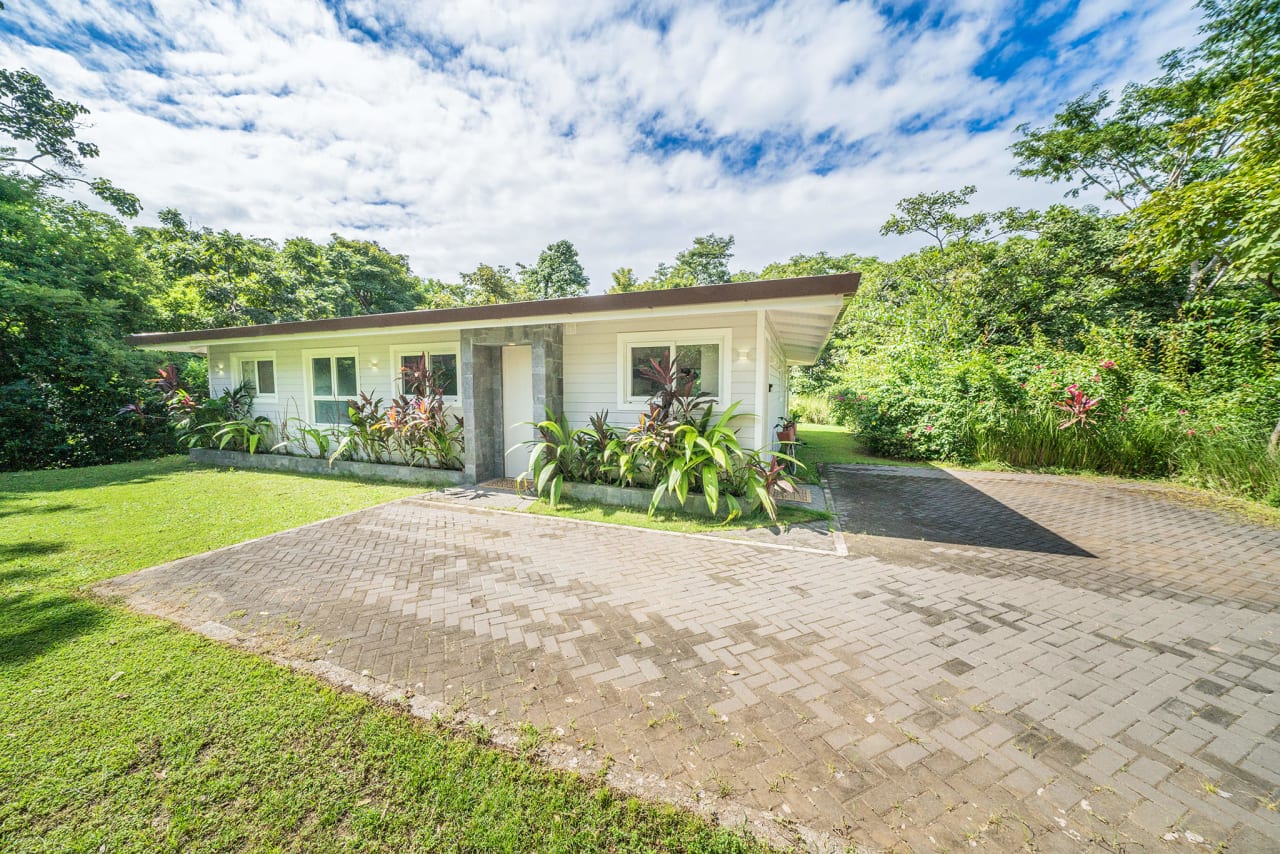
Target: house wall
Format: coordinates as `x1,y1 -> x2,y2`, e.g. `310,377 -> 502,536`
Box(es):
766,325 -> 788,450
205,330 -> 464,430
203,307 -> 780,457
561,309 -> 764,446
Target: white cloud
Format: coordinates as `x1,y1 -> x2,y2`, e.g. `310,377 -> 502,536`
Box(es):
0,0 -> 1202,289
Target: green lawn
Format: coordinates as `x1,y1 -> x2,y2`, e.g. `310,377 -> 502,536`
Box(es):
793,422 -> 925,482
0,457 -> 766,853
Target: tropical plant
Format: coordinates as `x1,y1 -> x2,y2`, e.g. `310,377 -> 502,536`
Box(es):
380,361 -> 465,469
647,403 -> 743,518
574,410 -> 618,484
518,413 -> 584,506
330,393 -> 389,464
1054,384 -> 1103,428
728,449 -> 800,522
212,414 -> 273,454
383,394 -> 464,470
639,355 -> 716,423
518,394 -> 804,521
273,416 -> 339,459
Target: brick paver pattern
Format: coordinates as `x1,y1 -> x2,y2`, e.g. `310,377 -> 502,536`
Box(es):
101,466 -> 1280,852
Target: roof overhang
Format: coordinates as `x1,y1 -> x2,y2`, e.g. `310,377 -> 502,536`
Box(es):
127,272 -> 860,360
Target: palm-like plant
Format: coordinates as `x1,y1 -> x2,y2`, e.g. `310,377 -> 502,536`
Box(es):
517,413 -> 577,507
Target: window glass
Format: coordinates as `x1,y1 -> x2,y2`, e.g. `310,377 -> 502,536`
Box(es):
312,355 -> 356,423
629,345 -> 670,399
255,360 -> 275,395
312,357 -> 333,396
314,399 -> 350,425
240,361 -> 255,388
400,354 -> 426,396
674,343 -> 720,396
335,356 -> 357,396
431,353 -> 459,397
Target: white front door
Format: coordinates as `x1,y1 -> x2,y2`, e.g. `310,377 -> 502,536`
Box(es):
502,345 -> 534,478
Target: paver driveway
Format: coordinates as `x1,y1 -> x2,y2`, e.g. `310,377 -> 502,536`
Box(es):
100,467 -> 1280,853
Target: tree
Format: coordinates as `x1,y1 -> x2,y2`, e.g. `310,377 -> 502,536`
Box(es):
0,68 -> 140,216
877,187 -> 1034,337
0,175 -> 167,469
640,234 -> 736,290
1011,0 -> 1280,298
756,251 -> 863,280
137,219 -> 446,327
670,233 -> 734,287
1124,74 -> 1280,300
323,236 -> 425,315
528,239 -> 589,299
609,267 -> 639,293
461,263 -> 518,305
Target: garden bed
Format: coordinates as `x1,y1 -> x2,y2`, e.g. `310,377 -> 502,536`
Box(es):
557,480 -> 758,519
190,448 -> 470,486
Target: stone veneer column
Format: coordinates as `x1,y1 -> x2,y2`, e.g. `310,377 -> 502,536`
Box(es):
461,323 -> 563,483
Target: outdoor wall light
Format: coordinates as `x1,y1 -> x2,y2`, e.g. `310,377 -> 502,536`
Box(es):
214,362 -> 225,373
737,347 -> 751,362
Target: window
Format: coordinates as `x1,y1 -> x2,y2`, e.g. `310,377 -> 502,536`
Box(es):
618,330 -> 730,406
390,346 -> 460,400
232,352 -> 276,400
308,352 -> 359,424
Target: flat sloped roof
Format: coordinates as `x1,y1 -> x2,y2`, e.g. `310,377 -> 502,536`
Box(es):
126,272 -> 860,349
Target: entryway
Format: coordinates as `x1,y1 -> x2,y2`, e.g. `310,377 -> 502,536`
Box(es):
502,345 -> 533,478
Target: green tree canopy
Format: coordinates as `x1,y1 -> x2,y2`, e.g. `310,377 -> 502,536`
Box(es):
0,68 -> 140,216
0,175 -> 165,468
525,239 -> 589,299
1012,0 -> 1280,298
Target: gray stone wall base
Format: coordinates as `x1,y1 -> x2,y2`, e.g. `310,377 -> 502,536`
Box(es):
559,480 -> 758,519
190,448 -> 471,486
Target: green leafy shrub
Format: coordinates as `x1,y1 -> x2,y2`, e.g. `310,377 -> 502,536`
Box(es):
520,356 -> 799,521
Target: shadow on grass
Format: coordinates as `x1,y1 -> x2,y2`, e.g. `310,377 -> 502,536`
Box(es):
0,456 -> 195,496
0,501 -> 84,521
827,464 -> 1094,557
0,541 -> 65,564
0,589 -> 104,666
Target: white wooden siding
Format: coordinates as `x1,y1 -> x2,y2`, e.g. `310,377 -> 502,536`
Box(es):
205,308 -> 774,452
562,310 -> 762,443
766,328 -> 787,450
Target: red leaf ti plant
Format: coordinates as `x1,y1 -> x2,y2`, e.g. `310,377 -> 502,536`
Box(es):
1053,384 -> 1101,429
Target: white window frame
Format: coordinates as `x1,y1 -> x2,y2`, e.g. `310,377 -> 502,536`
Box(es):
231,351 -> 277,402
302,347 -> 361,426
388,345 -> 461,404
616,328 -> 732,408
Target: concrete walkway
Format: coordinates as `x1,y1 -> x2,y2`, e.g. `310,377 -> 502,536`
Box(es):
99,468 -> 1280,852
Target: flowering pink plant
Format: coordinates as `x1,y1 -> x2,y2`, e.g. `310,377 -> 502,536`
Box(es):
1053,384 -> 1101,429
1098,359 -> 1117,370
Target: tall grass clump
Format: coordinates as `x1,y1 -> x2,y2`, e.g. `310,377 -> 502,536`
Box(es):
1174,430 -> 1280,506
970,410 -> 1182,477
789,393 -> 833,425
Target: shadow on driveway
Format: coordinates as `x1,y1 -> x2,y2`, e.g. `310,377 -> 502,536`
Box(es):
828,465 -> 1094,557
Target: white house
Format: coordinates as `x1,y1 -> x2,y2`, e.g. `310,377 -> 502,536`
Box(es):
127,273 -> 859,482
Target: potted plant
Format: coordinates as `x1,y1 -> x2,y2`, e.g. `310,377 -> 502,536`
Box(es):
775,414 -> 798,445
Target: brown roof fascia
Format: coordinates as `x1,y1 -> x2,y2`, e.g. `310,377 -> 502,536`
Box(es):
126,271 -> 861,348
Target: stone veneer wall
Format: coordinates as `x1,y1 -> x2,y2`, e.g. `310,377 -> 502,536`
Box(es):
461,324 -> 563,483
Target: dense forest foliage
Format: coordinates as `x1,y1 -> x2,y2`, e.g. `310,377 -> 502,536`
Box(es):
1,0 -> 1276,505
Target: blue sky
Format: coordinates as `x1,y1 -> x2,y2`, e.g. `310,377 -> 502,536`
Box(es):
0,0 -> 1199,288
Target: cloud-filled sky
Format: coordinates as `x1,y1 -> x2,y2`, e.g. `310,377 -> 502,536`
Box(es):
1,0 -> 1200,289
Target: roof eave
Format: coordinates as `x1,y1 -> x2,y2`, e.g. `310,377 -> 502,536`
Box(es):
126,272 -> 861,350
